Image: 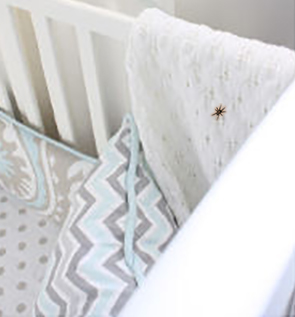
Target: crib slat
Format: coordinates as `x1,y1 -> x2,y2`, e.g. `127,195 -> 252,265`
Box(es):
31,14 -> 76,145
77,29 -> 108,154
0,3 -> 43,129
0,51 -> 13,114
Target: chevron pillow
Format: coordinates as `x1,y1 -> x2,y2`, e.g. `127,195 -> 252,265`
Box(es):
33,113 -> 178,317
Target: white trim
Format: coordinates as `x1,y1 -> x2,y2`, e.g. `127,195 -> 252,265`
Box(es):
3,0 -> 134,42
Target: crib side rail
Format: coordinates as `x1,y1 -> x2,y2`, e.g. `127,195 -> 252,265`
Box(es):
0,0 -> 134,154
120,80 -> 295,317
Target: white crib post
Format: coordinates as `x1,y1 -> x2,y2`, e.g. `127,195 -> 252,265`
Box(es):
31,14 -> 76,145
0,2 -> 44,130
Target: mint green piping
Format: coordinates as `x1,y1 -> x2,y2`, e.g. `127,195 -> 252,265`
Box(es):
0,110 -> 98,165
124,113 -> 145,286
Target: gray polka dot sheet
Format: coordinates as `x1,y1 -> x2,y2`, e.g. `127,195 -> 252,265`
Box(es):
0,189 -> 62,317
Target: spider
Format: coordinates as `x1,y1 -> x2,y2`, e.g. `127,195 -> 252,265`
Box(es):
212,105 -> 226,120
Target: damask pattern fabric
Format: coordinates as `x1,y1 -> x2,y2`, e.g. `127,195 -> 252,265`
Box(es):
126,8 -> 295,225
0,110 -> 96,223
33,114 -> 177,317
0,188 -> 62,317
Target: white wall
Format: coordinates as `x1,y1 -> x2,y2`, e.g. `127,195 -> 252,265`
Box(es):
177,0 -> 295,50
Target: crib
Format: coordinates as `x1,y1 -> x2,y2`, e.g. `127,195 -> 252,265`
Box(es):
0,0 -> 295,316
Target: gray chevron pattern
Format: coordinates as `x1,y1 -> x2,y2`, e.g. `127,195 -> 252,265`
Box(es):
34,115 -> 178,317
66,186 -> 98,316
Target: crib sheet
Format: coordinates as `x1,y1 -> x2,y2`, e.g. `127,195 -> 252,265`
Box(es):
0,188 -> 62,316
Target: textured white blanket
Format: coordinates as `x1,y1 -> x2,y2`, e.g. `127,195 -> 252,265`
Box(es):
125,8 -> 295,225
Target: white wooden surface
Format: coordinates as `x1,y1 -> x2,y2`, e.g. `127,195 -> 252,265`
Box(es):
120,80 -> 295,317
0,0 -> 134,153
0,59 -> 13,115
0,2 -> 44,130
77,28 -> 109,151
4,0 -> 133,41
32,14 -> 76,145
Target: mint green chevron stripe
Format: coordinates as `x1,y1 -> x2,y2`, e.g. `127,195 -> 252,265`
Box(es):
70,120 -> 133,314
35,248 -> 63,316
138,180 -> 170,253
34,113 -> 177,317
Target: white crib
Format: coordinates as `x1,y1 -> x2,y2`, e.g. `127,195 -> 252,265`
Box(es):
0,0 -> 294,316
0,0 -> 136,156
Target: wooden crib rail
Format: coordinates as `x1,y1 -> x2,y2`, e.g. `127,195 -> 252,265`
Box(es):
0,2 -> 44,129
0,0 -> 134,153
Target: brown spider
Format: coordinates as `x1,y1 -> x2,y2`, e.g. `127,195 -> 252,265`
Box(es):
212,105 -> 226,120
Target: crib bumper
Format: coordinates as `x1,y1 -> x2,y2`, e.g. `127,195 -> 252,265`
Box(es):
120,79 -> 295,317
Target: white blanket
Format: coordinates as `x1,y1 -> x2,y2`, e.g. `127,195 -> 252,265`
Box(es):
125,8 -> 295,225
